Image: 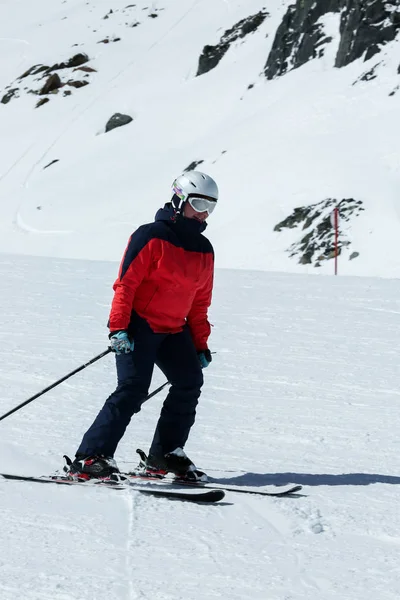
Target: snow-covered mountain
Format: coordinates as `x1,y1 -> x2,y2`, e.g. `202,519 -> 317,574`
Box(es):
1,0 -> 400,276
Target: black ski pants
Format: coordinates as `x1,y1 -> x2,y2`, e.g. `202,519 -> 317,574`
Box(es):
76,316 -> 204,458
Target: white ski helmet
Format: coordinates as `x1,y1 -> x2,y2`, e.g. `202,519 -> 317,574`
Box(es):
171,171 -> 218,213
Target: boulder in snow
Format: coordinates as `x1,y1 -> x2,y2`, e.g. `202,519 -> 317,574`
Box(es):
105,113 -> 133,133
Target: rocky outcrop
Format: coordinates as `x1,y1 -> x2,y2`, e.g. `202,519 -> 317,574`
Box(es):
274,197 -> 364,266
336,0 -> 400,67
47,53 -> 89,70
197,10 -> 268,76
264,0 -> 400,79
1,53 -> 93,107
20,53 -> 90,80
264,0 -> 338,79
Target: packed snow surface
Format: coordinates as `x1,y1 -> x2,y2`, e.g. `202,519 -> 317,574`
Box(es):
1,255 -> 400,599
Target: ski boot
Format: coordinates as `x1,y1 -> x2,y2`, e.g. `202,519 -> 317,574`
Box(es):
136,448 -> 208,483
63,454 -> 122,481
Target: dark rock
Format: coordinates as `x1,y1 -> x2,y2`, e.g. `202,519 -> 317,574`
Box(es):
299,251 -> 313,265
391,9 -> 400,26
46,62 -> 68,72
36,97 -> 50,108
98,37 -> 120,43
149,13 -> 158,18
274,206 -> 311,232
197,43 -> 230,77
67,80 -> 89,88
39,73 -> 62,94
46,53 -> 89,73
66,53 -> 90,68
19,64 -> 49,79
63,90 -> 72,96
73,66 -> 97,73
355,63 -> 381,83
197,10 -> 268,76
105,112 -> 133,132
45,54 -> 89,74
1,88 -> 19,104
349,251 -> 360,260
184,160 -> 204,172
43,159 -> 59,170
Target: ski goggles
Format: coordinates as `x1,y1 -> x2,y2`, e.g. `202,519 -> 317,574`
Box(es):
187,195 -> 217,214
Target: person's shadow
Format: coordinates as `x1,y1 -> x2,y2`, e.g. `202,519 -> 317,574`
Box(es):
210,472 -> 400,487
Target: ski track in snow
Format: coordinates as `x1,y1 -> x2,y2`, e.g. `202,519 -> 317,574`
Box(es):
124,490 -> 137,600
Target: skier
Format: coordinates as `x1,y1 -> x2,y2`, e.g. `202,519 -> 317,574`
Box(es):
65,171 -> 218,482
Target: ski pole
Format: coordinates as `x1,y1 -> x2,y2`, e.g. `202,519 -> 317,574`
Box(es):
0,348 -> 112,423
146,380 -> 170,400
134,351 -> 216,402
0,346 -> 212,422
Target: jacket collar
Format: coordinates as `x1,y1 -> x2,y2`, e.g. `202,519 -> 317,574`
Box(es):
155,203 -> 207,235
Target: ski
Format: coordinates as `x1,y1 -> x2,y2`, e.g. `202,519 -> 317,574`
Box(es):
130,487 -> 225,503
130,449 -> 302,497
0,473 -> 225,503
125,472 -> 302,497
206,483 -> 302,497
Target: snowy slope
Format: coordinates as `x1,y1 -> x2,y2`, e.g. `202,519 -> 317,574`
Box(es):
1,0 -> 400,276
1,255 -> 400,599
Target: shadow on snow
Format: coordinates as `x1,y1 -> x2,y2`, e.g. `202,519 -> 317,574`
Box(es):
211,472 -> 400,488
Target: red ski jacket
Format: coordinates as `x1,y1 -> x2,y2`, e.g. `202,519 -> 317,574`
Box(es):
108,205 -> 214,350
